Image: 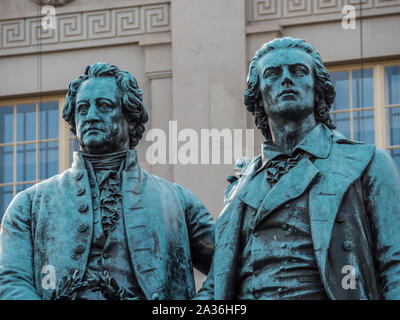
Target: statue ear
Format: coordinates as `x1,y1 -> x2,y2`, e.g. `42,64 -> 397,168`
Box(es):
315,93 -> 320,104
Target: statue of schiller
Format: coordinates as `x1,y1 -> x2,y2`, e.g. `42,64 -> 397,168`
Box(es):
196,37 -> 400,300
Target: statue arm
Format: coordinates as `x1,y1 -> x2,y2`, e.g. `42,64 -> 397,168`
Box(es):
192,258 -> 215,300
362,148 -> 400,299
0,189 -> 41,300
175,184 -> 215,275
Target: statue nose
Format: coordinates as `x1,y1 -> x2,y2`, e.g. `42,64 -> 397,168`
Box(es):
281,76 -> 294,87
86,105 -> 100,121
281,68 -> 294,87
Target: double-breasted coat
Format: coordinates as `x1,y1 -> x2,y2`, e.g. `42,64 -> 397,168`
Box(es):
0,149 -> 215,300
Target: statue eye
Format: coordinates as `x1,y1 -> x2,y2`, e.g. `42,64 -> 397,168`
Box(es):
98,100 -> 114,110
76,103 -> 88,115
293,65 -> 308,76
264,68 -> 280,79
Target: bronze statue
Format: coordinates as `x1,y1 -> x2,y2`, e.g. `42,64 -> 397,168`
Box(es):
0,63 -> 215,300
196,37 -> 400,300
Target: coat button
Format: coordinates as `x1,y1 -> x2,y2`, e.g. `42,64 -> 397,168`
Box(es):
78,223 -> 89,233
152,293 -> 160,300
75,171 -> 84,181
282,224 -> 288,230
254,231 -> 259,238
343,240 -> 352,251
281,243 -> 287,249
254,292 -> 260,299
74,245 -> 85,254
278,287 -> 283,294
78,203 -> 88,213
77,187 -> 85,196
284,203 -> 290,209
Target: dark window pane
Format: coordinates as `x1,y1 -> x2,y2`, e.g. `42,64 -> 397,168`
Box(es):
330,71 -> 349,111
69,138 -> 80,166
389,149 -> 400,171
332,112 -> 350,139
353,110 -> 375,144
352,69 -> 374,109
17,143 -> 36,182
0,106 -> 14,143
0,185 -> 13,220
16,183 -> 34,194
39,142 -> 58,180
39,102 -> 59,140
386,65 -> 400,106
17,104 -> 36,142
387,107 -> 400,146
0,146 -> 13,184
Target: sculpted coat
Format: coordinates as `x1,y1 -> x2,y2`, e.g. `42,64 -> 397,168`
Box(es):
196,124 -> 400,300
0,149 -> 215,300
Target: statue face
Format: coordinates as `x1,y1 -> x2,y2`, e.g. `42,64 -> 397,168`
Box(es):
74,77 -> 130,154
257,48 -> 315,122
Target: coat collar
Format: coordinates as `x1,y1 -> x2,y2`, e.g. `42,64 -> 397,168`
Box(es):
260,123 -> 333,172
238,124 -> 333,212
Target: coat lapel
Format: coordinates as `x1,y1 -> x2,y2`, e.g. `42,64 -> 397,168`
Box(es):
122,161 -> 164,300
309,139 -> 375,290
254,156 -> 320,227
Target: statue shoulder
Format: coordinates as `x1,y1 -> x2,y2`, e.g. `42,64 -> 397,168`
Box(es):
331,130 -> 375,161
224,155 -> 261,203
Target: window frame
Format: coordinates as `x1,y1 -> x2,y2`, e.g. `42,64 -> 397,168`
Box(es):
327,59 -> 400,151
0,94 -> 70,198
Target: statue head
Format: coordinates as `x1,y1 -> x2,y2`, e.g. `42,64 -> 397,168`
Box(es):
63,62 -> 149,154
244,37 -> 336,141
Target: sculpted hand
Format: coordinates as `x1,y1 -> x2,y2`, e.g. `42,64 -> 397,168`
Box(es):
87,270 -> 127,300
50,270 -> 90,300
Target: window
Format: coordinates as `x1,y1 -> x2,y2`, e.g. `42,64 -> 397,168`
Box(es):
328,60 -> 400,169
330,69 -> 375,144
385,65 -> 400,168
0,96 -> 70,217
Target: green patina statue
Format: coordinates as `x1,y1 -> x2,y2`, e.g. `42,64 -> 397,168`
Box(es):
196,37 -> 400,300
0,63 -> 215,300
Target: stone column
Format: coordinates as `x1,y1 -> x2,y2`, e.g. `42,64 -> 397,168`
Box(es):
170,0 -> 248,217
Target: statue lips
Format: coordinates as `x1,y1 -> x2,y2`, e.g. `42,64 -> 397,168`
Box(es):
83,126 -> 105,136
278,89 -> 298,101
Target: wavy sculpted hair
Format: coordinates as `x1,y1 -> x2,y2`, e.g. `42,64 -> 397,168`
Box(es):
62,62 -> 149,148
244,37 -> 336,141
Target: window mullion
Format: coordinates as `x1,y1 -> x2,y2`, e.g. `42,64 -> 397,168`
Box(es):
373,64 -> 386,149
36,101 -> 39,184
58,96 -> 69,172
13,104 -> 16,197
349,70 -> 354,140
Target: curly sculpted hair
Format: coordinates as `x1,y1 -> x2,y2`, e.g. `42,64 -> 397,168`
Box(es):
244,37 -> 336,141
62,62 -> 149,148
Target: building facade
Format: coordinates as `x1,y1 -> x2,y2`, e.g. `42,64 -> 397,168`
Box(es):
0,0 -> 399,224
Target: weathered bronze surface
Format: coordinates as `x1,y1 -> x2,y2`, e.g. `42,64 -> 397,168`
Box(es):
0,63 -> 215,300
196,37 -> 400,300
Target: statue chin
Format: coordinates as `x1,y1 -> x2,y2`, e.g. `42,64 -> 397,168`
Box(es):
270,102 -> 314,122
79,139 -> 112,154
